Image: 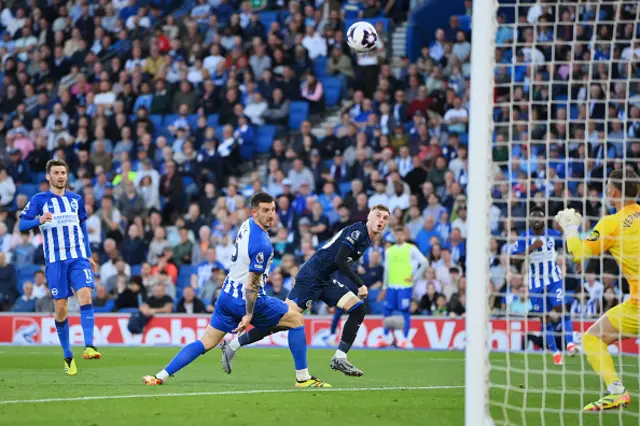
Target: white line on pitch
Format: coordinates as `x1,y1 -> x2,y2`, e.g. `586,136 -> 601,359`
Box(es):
0,385 -> 463,405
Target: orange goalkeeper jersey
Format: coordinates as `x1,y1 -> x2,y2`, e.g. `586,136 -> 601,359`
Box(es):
567,203 -> 640,301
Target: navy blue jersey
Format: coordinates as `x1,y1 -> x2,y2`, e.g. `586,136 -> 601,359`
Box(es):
299,222 -> 371,282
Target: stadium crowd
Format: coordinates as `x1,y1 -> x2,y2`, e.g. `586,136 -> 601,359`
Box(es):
0,0 -> 638,324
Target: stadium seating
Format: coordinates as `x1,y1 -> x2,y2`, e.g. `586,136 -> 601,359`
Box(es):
321,77 -> 343,108
255,125 -> 277,154
288,101 -> 310,129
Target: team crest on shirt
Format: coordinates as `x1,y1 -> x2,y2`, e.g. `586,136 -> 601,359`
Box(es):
69,199 -> 79,212
256,252 -> 264,263
586,230 -> 600,242
351,230 -> 361,240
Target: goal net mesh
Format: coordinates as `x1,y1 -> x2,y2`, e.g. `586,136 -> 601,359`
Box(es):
487,1 -> 640,425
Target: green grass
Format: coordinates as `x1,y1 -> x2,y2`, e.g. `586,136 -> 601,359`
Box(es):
0,347 -> 639,425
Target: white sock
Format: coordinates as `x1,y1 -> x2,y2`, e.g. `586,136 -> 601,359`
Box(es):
156,369 -> 169,381
334,350 -> 347,359
608,381 -> 626,395
229,338 -> 241,351
296,368 -> 311,381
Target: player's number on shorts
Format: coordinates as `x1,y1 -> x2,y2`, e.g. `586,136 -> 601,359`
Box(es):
83,269 -> 92,283
556,288 -> 564,302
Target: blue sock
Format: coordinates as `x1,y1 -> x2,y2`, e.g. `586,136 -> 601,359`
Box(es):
287,326 -> 308,371
402,311 -> 411,338
330,309 -> 343,335
239,328 -> 270,346
557,315 -> 574,346
164,340 -> 206,375
544,321 -> 558,352
80,304 -> 95,347
55,319 -> 73,359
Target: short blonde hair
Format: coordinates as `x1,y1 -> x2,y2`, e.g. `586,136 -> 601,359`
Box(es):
370,204 -> 390,214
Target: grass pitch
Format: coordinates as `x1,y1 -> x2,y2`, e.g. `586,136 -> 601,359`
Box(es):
0,346 -> 639,425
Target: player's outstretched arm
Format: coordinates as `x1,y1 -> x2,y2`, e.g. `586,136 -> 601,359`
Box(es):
555,209 -> 613,263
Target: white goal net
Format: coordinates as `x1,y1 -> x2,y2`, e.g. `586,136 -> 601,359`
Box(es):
466,0 -> 640,425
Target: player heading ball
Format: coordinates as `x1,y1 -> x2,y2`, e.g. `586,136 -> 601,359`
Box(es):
223,204 -> 391,377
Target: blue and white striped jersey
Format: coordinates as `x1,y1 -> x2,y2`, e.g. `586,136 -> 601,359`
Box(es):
20,191 -> 90,264
510,229 -> 563,290
222,218 -> 274,299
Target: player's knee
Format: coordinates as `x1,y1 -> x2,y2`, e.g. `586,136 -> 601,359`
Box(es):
348,302 -> 366,321
76,287 -> 92,305
337,293 -> 359,311
285,310 -> 304,328
285,299 -> 303,313
54,300 -> 68,320
200,325 -> 225,351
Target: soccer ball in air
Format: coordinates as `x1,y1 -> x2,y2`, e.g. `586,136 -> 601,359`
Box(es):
346,21 -> 378,53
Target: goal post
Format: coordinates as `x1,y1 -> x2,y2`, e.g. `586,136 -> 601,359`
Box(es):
465,0 -> 497,425
466,0 -> 640,425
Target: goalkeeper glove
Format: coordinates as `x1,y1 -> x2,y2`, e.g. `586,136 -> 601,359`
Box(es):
554,208 -> 582,238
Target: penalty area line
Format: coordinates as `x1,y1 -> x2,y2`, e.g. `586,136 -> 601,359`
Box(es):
0,385 -> 464,405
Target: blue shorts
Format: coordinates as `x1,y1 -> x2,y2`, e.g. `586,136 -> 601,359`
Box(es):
529,280 -> 573,314
288,273 -> 352,311
45,258 -> 95,300
210,293 -> 289,333
384,287 -> 413,313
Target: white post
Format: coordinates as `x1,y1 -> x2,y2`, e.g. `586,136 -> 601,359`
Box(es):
465,0 -> 495,425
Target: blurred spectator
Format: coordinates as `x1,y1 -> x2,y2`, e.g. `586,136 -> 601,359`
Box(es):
600,286 -> 619,315
173,227 -> 194,267
300,72 -> 324,114
419,282 -> 441,314
11,282 -> 36,312
266,270 -> 288,301
148,227 -> 171,265
153,246 -> 178,284
93,284 -> 116,313
0,253 -> 17,310
140,283 -> 173,316
11,232 -> 35,267
32,270 -> 47,299
583,272 -> 604,302
0,169 -> 16,207
176,286 -> 207,314
36,287 -> 54,313
431,294 -> 449,316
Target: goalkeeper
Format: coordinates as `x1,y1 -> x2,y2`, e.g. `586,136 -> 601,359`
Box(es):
555,168 -> 640,412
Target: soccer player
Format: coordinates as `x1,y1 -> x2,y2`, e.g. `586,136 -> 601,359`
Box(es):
510,208 -> 575,366
143,192 -> 329,388
18,159 -> 100,375
555,168 -> 640,411
376,226 -> 428,348
222,204 -> 390,376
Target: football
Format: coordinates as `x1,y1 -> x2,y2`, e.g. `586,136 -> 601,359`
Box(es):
346,21 -> 378,53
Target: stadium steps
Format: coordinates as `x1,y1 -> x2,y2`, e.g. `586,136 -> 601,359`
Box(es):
392,22 -> 409,58
310,99 -> 348,140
